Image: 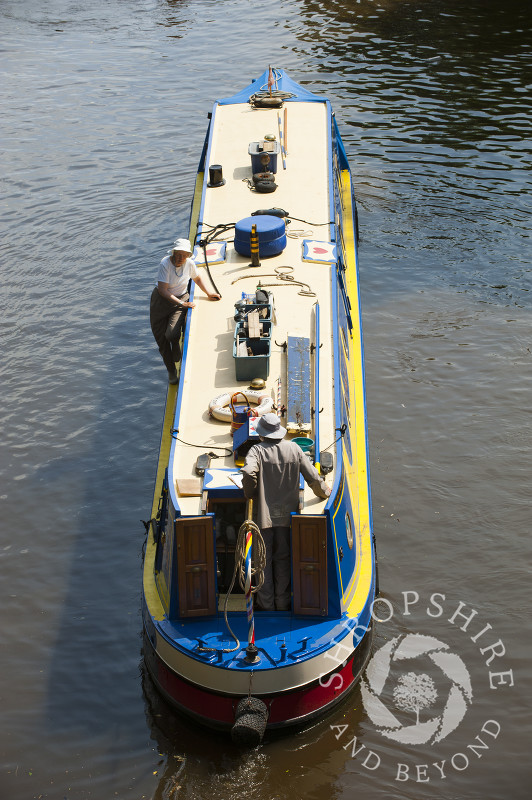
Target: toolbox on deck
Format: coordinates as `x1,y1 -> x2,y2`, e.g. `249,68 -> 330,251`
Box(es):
233,337 -> 271,381
233,292 -> 274,381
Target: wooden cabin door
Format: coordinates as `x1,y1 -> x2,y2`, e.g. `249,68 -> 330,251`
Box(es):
292,516 -> 328,616
175,517 -> 216,617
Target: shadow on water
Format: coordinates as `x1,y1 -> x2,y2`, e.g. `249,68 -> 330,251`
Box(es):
39,329 -> 159,726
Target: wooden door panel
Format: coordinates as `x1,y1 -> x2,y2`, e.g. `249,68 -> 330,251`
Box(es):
175,517 -> 216,617
292,516 -> 328,616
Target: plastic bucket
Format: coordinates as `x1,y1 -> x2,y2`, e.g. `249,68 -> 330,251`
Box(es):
293,437 -> 314,453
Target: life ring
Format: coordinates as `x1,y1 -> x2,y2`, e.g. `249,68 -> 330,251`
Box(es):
208,389 -> 273,423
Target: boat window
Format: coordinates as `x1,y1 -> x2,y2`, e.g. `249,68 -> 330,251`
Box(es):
342,397 -> 353,464
341,325 -> 350,361
346,511 -> 353,550
154,492 -> 173,576
336,261 -> 353,334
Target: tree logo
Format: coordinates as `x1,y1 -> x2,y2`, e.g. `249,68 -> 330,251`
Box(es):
361,633 -> 473,745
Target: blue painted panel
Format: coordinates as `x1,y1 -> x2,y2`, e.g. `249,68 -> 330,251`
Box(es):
157,606 -> 365,671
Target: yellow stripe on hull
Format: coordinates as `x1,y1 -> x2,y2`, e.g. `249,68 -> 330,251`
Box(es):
339,168 -> 373,619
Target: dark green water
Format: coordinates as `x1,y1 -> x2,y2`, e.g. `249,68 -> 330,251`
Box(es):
1,1 -> 530,798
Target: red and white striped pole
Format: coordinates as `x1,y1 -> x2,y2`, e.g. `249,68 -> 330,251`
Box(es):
244,499 -> 259,663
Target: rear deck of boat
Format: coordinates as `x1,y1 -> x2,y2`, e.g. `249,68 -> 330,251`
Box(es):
172,97 -> 335,515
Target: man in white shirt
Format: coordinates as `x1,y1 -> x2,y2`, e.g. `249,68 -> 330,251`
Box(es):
150,238 -> 220,383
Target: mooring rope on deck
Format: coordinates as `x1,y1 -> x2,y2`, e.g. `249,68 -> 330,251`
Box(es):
231,265 -> 316,297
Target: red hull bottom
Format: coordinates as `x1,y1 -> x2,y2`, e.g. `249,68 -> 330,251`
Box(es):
143,629 -> 373,731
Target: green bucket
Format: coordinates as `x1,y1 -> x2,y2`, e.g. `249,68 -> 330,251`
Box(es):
293,437 -> 314,454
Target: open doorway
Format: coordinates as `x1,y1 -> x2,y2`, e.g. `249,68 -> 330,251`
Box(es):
209,499 -> 247,606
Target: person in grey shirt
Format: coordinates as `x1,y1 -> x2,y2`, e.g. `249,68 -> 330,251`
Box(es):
241,413 -> 331,611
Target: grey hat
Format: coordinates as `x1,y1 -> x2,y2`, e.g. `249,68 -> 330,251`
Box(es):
256,412 -> 286,440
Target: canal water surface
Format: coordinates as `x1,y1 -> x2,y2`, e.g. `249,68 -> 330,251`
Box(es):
1,1 -> 530,798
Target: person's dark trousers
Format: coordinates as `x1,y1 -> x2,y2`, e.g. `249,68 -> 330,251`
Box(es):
150,287 -> 188,373
255,526 -> 291,611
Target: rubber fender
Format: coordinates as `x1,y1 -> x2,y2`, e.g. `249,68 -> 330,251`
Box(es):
252,96 -> 283,109
235,697 -> 269,720
231,713 -> 267,746
251,208 -> 289,218
254,180 -> 277,193
253,172 -> 275,183
231,697 -> 268,746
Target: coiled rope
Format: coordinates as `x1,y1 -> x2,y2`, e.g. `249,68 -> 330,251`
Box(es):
231,265 -> 316,297
196,222 -> 237,299
236,518 -> 266,595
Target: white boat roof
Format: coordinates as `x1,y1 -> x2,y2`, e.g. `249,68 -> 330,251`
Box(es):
170,99 -> 336,515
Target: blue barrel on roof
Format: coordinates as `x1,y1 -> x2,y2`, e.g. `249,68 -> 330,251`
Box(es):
234,215 -> 286,258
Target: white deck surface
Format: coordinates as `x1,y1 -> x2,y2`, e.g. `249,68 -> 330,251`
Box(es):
171,101 -> 336,515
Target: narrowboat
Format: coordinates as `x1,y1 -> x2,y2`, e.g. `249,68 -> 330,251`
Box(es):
142,67 -> 377,744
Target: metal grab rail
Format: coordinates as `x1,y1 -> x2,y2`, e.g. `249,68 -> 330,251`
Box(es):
313,301 -> 321,470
